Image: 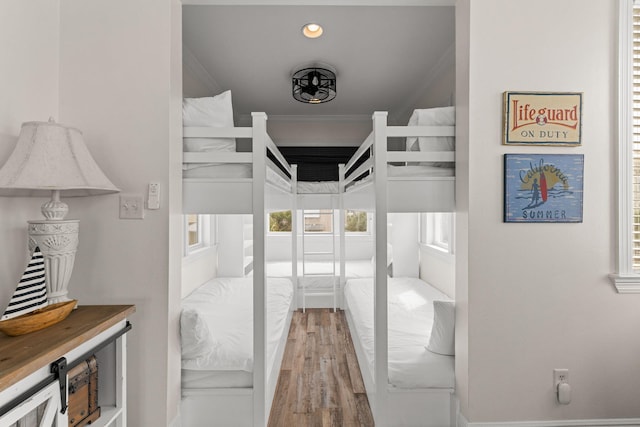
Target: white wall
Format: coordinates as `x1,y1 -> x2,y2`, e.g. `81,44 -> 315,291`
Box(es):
419,245 -> 455,298
1,2 -> 182,425
457,0 -> 640,423
397,43 -> 456,125
57,1 -> 182,426
0,0 -> 61,310
388,213 -> 419,278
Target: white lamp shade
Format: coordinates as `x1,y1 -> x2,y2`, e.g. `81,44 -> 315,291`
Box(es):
0,120 -> 119,197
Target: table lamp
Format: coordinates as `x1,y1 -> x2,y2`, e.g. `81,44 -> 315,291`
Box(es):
0,118 -> 119,304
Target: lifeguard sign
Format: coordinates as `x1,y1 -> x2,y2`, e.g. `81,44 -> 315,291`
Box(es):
503,91 -> 582,145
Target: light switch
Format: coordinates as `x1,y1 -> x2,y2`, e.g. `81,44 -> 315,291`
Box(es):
120,195 -> 145,219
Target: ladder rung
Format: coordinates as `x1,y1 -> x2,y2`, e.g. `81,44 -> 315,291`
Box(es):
302,273 -> 336,277
301,291 -> 336,296
303,251 -> 334,256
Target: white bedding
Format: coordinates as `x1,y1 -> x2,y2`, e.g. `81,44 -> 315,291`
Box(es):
343,277 -> 455,389
296,181 -> 339,194
182,91 -> 292,193
183,163 -> 292,192
345,164 -> 454,193
183,91 -> 236,171
181,369 -> 253,389
406,106 -> 455,169
267,259 -> 373,289
180,276 -> 293,387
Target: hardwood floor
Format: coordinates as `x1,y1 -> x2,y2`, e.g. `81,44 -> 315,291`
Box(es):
268,309 -> 374,427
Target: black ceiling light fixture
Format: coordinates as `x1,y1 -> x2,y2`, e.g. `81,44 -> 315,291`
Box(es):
292,66 -> 336,104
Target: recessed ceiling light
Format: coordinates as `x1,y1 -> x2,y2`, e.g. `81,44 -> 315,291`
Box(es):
302,23 -> 323,39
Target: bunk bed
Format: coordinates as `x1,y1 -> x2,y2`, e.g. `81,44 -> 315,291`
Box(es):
180,92 -> 297,427
279,178 -> 383,311
341,106 -> 455,213
340,107 -> 457,427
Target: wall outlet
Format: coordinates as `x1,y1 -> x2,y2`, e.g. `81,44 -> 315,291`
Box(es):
553,368 -> 569,388
120,195 -> 145,219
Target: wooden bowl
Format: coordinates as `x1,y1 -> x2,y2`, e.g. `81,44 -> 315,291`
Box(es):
0,300 -> 77,336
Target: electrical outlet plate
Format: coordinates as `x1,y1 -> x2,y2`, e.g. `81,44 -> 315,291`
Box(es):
120,195 -> 145,219
553,368 -> 569,388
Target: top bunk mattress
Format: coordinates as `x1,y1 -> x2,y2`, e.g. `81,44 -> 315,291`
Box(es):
296,181 -> 339,194
183,163 -> 292,193
343,277 -> 454,389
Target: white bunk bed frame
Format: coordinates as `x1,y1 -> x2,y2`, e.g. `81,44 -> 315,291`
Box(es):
340,111 -> 456,427
181,112 -> 298,427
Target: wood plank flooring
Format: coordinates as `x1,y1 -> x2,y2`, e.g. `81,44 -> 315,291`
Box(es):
268,309 -> 374,427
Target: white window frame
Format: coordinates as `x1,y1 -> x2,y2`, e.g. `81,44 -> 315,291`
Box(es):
184,214 -> 212,257
267,210 -> 293,235
419,212 -> 454,255
344,210 -> 372,235
303,209 -> 333,234
612,0 -> 640,292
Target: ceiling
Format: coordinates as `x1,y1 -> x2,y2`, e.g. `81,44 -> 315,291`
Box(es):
182,3 -> 455,145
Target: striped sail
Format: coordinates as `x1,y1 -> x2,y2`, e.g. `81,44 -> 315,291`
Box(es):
1,246 -> 48,321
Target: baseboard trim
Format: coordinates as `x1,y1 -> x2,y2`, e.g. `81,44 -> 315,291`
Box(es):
457,413 -> 640,427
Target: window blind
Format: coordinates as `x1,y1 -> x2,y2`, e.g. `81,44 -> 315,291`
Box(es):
633,3 -> 640,269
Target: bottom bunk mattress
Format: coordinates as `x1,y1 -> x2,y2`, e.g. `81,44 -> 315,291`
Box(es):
180,276 -> 293,389
343,277 -> 455,389
267,259 -> 373,289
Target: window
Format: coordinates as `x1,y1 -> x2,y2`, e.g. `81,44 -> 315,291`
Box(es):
304,209 -> 333,233
613,0 -> 640,291
269,210 -> 292,232
184,214 -> 213,256
186,214 -> 202,249
345,210 -> 368,233
420,212 -> 454,254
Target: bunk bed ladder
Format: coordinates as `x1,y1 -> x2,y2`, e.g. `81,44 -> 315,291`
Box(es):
301,209 -> 337,313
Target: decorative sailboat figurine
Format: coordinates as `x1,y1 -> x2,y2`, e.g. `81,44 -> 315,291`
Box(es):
0,246 -> 76,336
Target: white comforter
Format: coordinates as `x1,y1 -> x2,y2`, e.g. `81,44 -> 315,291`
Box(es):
180,277 -> 293,373
344,277 -> 455,389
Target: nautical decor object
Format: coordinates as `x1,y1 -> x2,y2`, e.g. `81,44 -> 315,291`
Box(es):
292,67 -> 336,104
0,246 -> 76,336
0,118 -> 120,304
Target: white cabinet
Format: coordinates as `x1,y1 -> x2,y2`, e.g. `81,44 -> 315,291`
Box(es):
0,305 -> 135,427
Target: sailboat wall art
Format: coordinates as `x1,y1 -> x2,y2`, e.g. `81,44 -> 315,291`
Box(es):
504,154 -> 584,223
0,246 -> 76,336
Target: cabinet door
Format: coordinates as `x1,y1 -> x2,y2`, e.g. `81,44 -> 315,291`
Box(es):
0,381 -> 67,427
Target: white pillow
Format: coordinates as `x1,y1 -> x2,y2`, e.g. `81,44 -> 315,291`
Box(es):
426,300 -> 455,356
406,106 -> 455,168
183,91 -> 236,168
180,308 -> 214,362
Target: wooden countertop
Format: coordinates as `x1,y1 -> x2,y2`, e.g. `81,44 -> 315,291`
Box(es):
0,305 -> 135,391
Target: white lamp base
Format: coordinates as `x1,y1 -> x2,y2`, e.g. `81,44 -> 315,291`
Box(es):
28,219 -> 79,305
